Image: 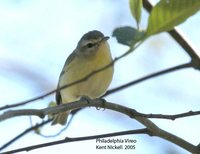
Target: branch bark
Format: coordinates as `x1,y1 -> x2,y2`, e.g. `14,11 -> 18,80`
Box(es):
0,129 -> 148,154
1,99 -> 200,122
0,119 -> 52,151
1,99 -> 200,153
103,62 -> 192,97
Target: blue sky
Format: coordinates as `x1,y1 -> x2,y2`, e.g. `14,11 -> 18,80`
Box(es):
0,1 -> 200,154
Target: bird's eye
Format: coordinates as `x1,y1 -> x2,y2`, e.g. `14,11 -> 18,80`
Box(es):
86,43 -> 95,48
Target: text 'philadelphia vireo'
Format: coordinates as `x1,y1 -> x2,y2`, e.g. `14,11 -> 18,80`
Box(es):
52,30 -> 114,125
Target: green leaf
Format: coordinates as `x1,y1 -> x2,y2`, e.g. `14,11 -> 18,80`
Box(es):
112,26 -> 145,46
146,0 -> 200,36
129,0 -> 143,28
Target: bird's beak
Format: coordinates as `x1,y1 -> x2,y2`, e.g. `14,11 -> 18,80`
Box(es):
101,36 -> 109,42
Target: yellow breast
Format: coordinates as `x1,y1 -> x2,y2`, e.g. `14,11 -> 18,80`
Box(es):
60,42 -> 114,103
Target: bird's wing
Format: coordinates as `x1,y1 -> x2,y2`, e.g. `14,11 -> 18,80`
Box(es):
56,50 -> 77,105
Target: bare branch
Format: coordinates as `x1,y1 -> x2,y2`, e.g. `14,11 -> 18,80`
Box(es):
103,62 -> 192,97
37,109 -> 80,138
1,99 -> 200,153
0,109 -> 81,151
134,117 -> 200,154
0,129 -> 148,154
0,119 -> 52,151
137,110 -> 200,120
1,99 -> 200,122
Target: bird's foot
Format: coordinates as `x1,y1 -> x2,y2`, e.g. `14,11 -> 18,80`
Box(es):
80,95 -> 92,105
95,97 -> 106,110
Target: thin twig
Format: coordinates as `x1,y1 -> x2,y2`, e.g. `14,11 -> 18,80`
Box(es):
37,109 -> 81,138
0,119 -> 52,151
0,109 -> 82,151
103,62 -> 192,97
134,116 -> 200,153
0,129 -> 148,154
143,0 -> 200,67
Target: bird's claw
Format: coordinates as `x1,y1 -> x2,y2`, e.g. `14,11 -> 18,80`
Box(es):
95,98 -> 106,111
80,95 -> 92,104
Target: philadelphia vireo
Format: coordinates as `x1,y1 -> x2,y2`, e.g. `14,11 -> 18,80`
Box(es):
52,30 -> 114,125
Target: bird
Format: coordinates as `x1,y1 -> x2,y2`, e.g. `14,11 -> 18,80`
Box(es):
52,30 -> 114,125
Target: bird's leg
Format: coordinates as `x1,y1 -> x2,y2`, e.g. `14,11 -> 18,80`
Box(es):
99,97 -> 106,111
79,95 -> 92,105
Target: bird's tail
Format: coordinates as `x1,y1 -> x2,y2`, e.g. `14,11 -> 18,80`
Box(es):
51,111 -> 70,125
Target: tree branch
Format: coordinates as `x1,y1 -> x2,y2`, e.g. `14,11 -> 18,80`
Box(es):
143,0 -> 200,70
103,62 -> 192,97
0,119 -> 52,151
134,116 -> 200,154
1,99 -> 200,122
0,109 -> 81,151
1,99 -> 200,153
0,129 -> 148,154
